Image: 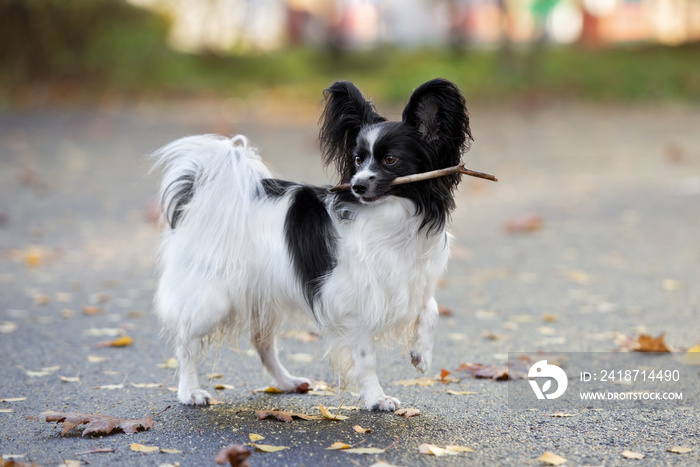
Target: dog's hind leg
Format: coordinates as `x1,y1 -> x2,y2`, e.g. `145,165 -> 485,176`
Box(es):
175,338 -> 212,405
252,330 -> 312,392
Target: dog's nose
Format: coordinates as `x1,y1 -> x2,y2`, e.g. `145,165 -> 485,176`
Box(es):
352,183 -> 368,195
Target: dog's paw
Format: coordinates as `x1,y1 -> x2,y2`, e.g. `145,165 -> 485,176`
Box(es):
365,395 -> 401,412
179,388 -> 212,405
276,375 -> 312,393
410,348 -> 432,374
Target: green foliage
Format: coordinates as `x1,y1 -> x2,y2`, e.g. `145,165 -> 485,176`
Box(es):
1,0 -> 698,105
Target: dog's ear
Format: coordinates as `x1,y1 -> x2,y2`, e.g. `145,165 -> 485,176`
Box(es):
402,78 -> 473,166
319,81 -> 386,182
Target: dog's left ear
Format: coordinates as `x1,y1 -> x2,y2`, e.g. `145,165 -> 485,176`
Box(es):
402,79 -> 473,164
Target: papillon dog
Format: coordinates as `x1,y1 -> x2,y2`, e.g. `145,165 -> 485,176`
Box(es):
152,78 -> 472,411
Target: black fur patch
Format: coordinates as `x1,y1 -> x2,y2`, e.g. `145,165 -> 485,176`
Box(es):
261,178 -> 297,198
284,186 -> 337,314
163,173 -> 195,229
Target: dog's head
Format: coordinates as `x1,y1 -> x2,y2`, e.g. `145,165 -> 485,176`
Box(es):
319,78 -> 472,232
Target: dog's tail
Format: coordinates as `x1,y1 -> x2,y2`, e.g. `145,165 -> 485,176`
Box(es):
151,134 -> 272,229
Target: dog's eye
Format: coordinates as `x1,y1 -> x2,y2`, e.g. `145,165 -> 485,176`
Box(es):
354,156 -> 362,167
383,155 -> 398,165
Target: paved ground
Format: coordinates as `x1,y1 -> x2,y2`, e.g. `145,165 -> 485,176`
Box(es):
1,99 -> 699,466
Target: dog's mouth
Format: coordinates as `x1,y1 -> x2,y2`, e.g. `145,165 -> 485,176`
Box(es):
359,194 -> 385,203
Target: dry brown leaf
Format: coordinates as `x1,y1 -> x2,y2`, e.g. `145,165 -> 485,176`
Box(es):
635,333 -> 671,352
130,443 -> 159,453
29,406 -> 168,436
251,443 -> 289,453
0,458 -> 41,467
437,305 -> 453,317
454,361 -> 528,381
537,451 -> 567,465
75,447 -> 115,455
326,442 -> 351,450
667,446 -> 692,454
319,403 -> 349,420
255,409 -> 321,423
504,214 -> 544,234
621,450 -> 644,459
215,444 -> 252,466
394,408 -> 420,418
96,336 -> 133,348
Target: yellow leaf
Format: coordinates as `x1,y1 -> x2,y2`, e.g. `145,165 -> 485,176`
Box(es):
251,443 -> 289,452
158,357 -> 178,369
319,404 -> 349,421
621,450 -> 644,460
667,446 -> 692,454
353,425 -> 371,434
538,451 -> 567,465
325,442 -> 351,450
343,447 -> 386,454
249,433 -> 265,442
97,336 -> 133,348
206,373 -> 223,379
252,386 -> 282,393
130,443 -> 159,453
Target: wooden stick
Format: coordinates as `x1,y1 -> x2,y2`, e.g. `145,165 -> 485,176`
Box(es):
329,163 -> 498,192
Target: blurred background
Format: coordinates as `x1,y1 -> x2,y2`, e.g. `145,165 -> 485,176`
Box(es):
1,0 -> 699,109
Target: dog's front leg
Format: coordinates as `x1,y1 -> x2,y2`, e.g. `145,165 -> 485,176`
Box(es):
410,297 -> 439,374
351,340 -> 401,411
176,339 -> 211,405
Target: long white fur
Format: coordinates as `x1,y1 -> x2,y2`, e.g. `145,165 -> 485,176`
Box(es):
153,134 -> 450,410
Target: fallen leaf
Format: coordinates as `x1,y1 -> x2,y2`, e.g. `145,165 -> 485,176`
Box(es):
667,446 -> 692,454
130,443 -> 159,453
87,355 -> 106,363
215,384 -> 235,390
326,442 -> 351,450
446,445 -> 475,453
59,460 -> 81,467
0,322 -> 17,334
29,406 -> 168,436
249,433 -> 264,442
255,409 -> 321,423
21,366 -> 60,378
1,397 -> 26,402
319,404 -> 349,421
621,450 -> 644,460
252,386 -> 283,394
418,444 -> 452,457
394,408 -> 420,418
206,373 -> 223,379
550,412 -> 574,417
635,333 -> 670,352
94,383 -> 124,390
353,425 -> 371,434
537,451 -> 567,465
454,361 -> 528,380
504,214 -> 543,234
74,448 -> 115,455
96,336 -> 133,348
542,314 -> 558,323
250,443 -> 289,453
0,408 -> 13,413
343,447 -> 386,454
60,376 -> 80,383
482,330 -> 506,340
158,358 -> 178,369
215,444 -> 252,466
130,383 -> 161,388
437,305 -> 453,317
446,390 -> 477,395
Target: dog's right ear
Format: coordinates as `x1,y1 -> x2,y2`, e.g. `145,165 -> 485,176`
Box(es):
319,81 -> 386,183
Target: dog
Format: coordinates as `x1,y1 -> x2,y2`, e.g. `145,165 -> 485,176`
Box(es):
152,78 -> 472,411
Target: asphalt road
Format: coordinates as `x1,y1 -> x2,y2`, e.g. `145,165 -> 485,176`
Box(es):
1,99 -> 699,466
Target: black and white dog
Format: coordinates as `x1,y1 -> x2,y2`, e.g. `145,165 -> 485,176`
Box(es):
152,78 -> 472,411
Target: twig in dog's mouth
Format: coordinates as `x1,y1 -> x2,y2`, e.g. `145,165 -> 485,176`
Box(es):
329,163 -> 498,193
